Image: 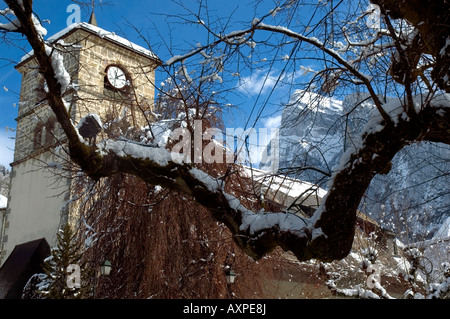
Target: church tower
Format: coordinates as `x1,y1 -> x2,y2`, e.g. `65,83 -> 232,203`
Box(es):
0,20 -> 160,265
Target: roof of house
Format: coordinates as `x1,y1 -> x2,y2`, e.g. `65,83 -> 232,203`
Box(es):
0,238 -> 50,299
242,166 -> 327,212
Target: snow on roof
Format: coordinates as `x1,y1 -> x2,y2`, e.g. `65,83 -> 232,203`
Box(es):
0,194 -> 7,209
19,22 -> 160,64
77,113 -> 103,130
242,166 -> 327,209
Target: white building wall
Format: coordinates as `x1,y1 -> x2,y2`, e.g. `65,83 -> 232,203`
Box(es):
0,153 -> 69,265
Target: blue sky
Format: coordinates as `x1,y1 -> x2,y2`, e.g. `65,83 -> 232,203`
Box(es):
0,0 -> 296,168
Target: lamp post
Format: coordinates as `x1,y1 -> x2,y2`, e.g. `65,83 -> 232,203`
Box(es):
93,259 -> 112,298
226,268 -> 237,284
100,259 -> 112,276
225,268 -> 237,299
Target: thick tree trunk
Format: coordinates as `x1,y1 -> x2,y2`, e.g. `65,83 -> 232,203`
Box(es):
309,104 -> 450,261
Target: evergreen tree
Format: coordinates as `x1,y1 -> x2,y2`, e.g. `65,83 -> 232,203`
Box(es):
38,223 -> 91,299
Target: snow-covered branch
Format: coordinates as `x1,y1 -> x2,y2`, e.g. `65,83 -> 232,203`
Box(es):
0,7 -> 21,32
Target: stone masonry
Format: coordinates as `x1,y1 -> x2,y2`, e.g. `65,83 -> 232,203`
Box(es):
14,25 -> 159,163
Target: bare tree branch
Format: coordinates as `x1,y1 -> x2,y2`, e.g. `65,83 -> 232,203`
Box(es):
252,22 -> 391,124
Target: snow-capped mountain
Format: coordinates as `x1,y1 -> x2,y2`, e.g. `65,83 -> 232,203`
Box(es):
273,90 -> 450,241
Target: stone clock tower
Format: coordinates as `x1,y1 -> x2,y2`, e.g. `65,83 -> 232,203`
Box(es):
0,19 -> 160,266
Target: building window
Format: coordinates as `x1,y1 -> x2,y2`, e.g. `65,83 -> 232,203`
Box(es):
33,117 -> 56,150
33,123 -> 44,150
44,117 -> 56,147
35,76 -> 48,105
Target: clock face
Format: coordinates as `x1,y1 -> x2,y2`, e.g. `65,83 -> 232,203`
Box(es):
106,65 -> 128,90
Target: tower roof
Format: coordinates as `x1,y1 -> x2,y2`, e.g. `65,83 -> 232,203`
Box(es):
88,11 -> 98,26
17,22 -> 161,67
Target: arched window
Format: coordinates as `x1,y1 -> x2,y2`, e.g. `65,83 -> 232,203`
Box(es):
33,117 -> 56,151
44,117 -> 56,147
35,76 -> 48,105
33,122 -> 44,150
